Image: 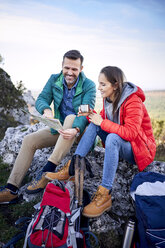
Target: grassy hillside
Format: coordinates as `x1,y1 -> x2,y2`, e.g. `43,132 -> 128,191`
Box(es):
95,90 -> 165,120
32,89 -> 165,120
144,90 -> 165,120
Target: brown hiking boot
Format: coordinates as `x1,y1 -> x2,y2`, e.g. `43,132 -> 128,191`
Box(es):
26,171 -> 50,194
82,185 -> 112,218
45,160 -> 74,181
0,186 -> 18,204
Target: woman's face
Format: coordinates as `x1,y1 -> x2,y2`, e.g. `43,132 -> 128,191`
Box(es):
98,73 -> 116,101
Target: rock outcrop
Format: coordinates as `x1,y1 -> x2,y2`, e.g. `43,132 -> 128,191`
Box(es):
0,123 -> 165,248
0,68 -> 32,140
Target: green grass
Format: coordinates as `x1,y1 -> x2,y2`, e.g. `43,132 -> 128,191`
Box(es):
145,90 -> 165,120
0,158 -> 39,245
0,197 -> 39,245
0,158 -> 11,184
0,202 -> 39,246
154,144 -> 165,161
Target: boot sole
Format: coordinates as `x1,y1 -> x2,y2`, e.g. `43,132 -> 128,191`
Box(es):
45,175 -> 63,180
45,175 -> 75,182
0,197 -> 19,205
82,206 -> 111,218
25,187 -> 44,195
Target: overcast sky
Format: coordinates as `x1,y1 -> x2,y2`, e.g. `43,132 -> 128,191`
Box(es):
0,0 -> 165,91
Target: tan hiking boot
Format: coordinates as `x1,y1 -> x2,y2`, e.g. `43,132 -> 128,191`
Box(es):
0,186 -> 18,204
82,185 -> 112,218
26,171 -> 49,194
45,160 -> 74,181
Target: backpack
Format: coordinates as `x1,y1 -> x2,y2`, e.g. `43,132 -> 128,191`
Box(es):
3,156 -> 98,248
24,156 -> 98,248
25,180 -> 95,248
130,171 -> 165,248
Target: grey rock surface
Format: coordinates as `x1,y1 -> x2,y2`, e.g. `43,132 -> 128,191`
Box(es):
0,123 -> 165,248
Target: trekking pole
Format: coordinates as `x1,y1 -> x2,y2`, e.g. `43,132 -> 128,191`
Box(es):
74,155 -> 80,232
79,157 -> 85,207
74,155 -> 79,207
75,157 -> 85,233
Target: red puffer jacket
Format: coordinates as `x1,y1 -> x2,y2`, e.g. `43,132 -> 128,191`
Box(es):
100,87 -> 156,171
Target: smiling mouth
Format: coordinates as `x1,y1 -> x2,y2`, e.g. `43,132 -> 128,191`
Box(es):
66,75 -> 74,80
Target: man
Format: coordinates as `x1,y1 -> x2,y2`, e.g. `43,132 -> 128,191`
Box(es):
0,50 -> 96,204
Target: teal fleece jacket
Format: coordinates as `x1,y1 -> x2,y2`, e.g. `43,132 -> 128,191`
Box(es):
35,71 -> 96,134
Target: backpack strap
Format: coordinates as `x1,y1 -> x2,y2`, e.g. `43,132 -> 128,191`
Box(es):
3,217 -> 31,248
3,232 -> 25,248
81,228 -> 99,248
23,217 -> 36,248
67,207 -> 82,248
23,203 -> 41,248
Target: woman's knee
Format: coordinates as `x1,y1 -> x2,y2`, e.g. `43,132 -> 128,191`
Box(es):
105,133 -> 121,147
90,122 -> 102,132
86,123 -> 99,134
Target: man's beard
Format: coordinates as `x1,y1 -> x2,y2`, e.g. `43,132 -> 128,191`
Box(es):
65,77 -> 77,86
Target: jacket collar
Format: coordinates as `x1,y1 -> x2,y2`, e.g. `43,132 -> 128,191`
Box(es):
54,71 -> 86,96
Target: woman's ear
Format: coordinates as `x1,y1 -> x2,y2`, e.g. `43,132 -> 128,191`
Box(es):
114,82 -> 119,90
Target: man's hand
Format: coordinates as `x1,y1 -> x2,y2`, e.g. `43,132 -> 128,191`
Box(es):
89,113 -> 103,126
58,128 -> 78,140
43,109 -> 54,119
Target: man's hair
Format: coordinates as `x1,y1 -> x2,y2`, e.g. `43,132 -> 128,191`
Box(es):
63,50 -> 84,65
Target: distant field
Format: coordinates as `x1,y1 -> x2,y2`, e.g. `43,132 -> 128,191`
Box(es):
95,90 -> 165,120
144,90 -> 165,120
31,89 -> 165,121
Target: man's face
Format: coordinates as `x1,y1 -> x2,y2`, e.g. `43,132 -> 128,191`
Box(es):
62,57 -> 83,87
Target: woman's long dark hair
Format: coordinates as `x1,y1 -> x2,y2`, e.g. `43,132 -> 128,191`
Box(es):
100,66 -> 126,117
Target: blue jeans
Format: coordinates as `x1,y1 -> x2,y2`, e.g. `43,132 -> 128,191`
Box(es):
75,123 -> 135,190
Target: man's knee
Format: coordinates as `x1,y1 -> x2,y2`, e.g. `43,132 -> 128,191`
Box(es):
63,114 -> 76,128
22,132 -> 37,150
64,114 -> 76,122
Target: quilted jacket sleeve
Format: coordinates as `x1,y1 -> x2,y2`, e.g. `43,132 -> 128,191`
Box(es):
35,75 -> 54,114
100,94 -> 144,141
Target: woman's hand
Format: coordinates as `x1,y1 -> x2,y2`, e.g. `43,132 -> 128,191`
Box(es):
77,107 -> 93,117
89,113 -> 103,126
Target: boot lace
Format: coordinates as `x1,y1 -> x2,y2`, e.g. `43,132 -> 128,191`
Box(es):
30,170 -> 45,187
91,189 -> 102,202
0,185 -> 7,192
0,186 -> 18,195
57,163 -> 69,174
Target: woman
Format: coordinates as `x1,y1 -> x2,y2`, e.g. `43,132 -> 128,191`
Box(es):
46,66 -> 156,218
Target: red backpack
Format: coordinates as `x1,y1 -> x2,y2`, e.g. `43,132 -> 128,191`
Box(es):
24,180 -> 94,248
3,157 -> 98,248
28,181 -> 71,247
